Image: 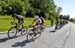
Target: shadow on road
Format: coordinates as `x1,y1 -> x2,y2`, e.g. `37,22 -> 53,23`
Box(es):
0,38 -> 8,43
50,30 -> 56,32
12,39 -> 34,47
0,37 -> 17,43
0,35 -> 21,43
12,33 -> 41,47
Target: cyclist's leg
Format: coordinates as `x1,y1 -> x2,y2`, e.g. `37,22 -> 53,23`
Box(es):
32,24 -> 38,34
33,25 -> 38,33
31,26 -> 37,36
37,25 -> 41,32
16,23 -> 20,30
55,23 -> 58,30
40,23 -> 44,30
17,20 -> 23,30
35,23 -> 42,32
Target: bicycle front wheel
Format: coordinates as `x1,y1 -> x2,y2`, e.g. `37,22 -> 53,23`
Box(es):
27,30 -> 35,41
8,27 -> 17,39
21,26 -> 28,35
27,30 -> 41,41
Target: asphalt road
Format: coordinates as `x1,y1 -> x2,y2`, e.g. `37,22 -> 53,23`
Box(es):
0,23 -> 75,48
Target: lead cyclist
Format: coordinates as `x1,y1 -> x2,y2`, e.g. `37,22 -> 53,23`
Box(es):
11,13 -> 24,31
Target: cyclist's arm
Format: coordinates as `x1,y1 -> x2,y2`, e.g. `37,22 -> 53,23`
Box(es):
12,18 -> 16,23
31,20 -> 37,26
32,20 -> 35,24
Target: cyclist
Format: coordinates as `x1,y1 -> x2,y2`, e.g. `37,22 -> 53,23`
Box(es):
50,18 -> 54,26
32,15 -> 42,34
55,17 -> 59,30
11,13 -> 24,31
59,19 -> 64,28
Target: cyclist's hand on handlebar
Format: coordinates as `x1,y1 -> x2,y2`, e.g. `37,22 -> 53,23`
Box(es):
11,22 -> 14,24
29,24 -> 34,28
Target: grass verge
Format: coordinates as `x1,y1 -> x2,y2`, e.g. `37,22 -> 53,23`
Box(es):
0,16 -> 51,32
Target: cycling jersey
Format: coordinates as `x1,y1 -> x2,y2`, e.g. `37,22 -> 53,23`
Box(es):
15,15 -> 24,23
35,18 -> 42,25
40,17 -> 45,25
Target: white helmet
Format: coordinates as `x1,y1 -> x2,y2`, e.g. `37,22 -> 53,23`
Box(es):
34,15 -> 39,19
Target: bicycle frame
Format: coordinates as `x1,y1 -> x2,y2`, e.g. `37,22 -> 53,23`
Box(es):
12,22 -> 23,31
30,25 -> 42,33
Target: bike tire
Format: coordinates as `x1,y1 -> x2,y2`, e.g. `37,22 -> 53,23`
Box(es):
27,30 -> 34,41
27,29 -> 41,41
8,27 -> 17,39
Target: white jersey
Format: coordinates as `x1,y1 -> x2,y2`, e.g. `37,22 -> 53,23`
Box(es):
35,18 -> 42,25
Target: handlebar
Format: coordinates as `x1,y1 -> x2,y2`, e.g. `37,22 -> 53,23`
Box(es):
11,22 -> 17,25
28,25 -> 34,28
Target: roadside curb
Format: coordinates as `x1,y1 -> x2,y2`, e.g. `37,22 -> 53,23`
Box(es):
0,31 -> 8,34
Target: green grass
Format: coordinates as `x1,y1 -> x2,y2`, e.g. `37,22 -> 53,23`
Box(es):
0,16 -> 51,32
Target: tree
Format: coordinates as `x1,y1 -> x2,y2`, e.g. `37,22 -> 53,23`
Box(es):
63,15 -> 70,20
0,0 -> 57,19
56,7 -> 62,17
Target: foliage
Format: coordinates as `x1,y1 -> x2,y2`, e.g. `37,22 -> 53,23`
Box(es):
0,0 -> 57,19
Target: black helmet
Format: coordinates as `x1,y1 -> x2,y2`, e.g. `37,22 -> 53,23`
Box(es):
12,13 -> 17,17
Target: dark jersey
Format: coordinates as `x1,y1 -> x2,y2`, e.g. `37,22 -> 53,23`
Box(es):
16,15 -> 24,23
40,17 -> 45,25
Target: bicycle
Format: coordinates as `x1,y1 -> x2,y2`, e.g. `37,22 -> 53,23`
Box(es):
26,25 -> 45,41
8,22 -> 28,39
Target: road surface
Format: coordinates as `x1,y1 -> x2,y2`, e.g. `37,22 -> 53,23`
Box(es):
0,23 -> 75,48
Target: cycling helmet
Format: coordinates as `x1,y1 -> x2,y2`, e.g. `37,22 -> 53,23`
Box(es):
34,15 -> 39,20
12,13 -> 17,17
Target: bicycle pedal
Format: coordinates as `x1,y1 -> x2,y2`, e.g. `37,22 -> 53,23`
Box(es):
18,29 -> 22,32
23,30 -> 27,32
22,30 -> 25,32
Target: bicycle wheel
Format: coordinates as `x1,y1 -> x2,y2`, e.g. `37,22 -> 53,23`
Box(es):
21,26 -> 28,35
27,29 -> 41,41
33,31 -> 41,40
8,27 -> 17,39
27,30 -> 34,41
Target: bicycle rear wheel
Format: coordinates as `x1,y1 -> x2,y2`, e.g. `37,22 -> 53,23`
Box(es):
21,26 -> 28,35
8,27 -> 17,39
